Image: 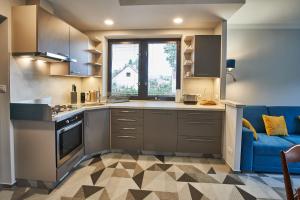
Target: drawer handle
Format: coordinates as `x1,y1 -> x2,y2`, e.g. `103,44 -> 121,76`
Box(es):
120,110 -> 136,113
151,112 -> 172,115
117,136 -> 136,139
187,122 -> 216,125
185,138 -> 215,142
121,128 -> 136,130
117,119 -> 137,122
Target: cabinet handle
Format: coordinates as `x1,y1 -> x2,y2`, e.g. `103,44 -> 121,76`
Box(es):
120,110 -> 136,113
117,135 -> 136,139
187,121 -> 215,125
121,128 -> 136,130
187,113 -> 207,115
117,118 -> 137,122
151,112 -> 171,115
185,138 -> 215,142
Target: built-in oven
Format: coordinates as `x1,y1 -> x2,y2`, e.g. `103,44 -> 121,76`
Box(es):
56,112 -> 84,167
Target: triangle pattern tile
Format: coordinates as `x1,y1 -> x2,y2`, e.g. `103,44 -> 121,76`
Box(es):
74,185 -> 103,199
126,189 -> 152,200
157,164 -> 172,171
177,173 -> 198,182
207,167 -> 216,174
89,157 -> 102,166
112,168 -> 131,178
154,191 -> 179,200
166,172 -> 176,180
147,164 -> 163,171
99,188 -> 111,200
154,155 -> 164,163
236,186 -> 256,200
133,164 -> 144,177
121,162 -> 137,169
176,165 -> 205,175
130,154 -> 139,161
223,174 -> 245,185
133,171 -> 144,189
91,169 -> 105,185
108,162 -> 118,168
188,183 -> 203,200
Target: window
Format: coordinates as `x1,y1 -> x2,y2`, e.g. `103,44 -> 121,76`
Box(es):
108,39 -> 181,100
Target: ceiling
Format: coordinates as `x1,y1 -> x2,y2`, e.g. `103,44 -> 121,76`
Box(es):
228,0 -> 300,28
47,0 -> 244,31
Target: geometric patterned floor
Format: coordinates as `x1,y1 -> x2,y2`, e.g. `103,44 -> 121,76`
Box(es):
0,153 -> 298,200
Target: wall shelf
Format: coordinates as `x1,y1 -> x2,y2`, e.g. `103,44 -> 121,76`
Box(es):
87,49 -> 102,54
87,62 -> 102,67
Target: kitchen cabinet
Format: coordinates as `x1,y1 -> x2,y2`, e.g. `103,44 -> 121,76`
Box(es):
111,109 -> 143,151
69,26 -> 89,76
12,5 -> 70,58
38,8 -> 70,57
84,109 -> 110,155
177,111 -> 223,154
143,110 -> 177,152
194,35 -> 221,77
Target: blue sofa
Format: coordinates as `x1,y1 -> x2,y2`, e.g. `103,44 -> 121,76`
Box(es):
241,106 -> 300,173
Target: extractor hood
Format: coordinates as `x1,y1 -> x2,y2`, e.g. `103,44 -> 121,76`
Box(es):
12,52 -> 77,63
0,15 -> 7,24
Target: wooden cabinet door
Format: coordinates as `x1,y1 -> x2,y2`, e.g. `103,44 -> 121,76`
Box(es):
84,109 -> 110,155
69,26 -> 89,76
37,7 -> 69,57
143,110 -> 177,152
194,35 -> 221,77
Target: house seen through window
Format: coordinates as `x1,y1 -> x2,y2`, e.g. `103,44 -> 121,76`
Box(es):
108,39 -> 180,100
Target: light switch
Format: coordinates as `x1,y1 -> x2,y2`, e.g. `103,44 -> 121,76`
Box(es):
0,85 -> 7,93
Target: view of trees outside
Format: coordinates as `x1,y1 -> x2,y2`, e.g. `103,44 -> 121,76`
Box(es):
148,42 -> 177,96
111,42 -> 177,97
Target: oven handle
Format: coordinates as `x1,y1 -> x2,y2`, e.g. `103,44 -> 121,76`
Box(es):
57,120 -> 83,135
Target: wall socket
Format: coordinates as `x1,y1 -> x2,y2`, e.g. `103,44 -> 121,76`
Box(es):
0,85 -> 7,93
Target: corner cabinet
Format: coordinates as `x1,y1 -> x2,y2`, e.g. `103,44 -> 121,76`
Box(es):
69,26 -> 89,76
194,35 -> 221,77
143,110 -> 177,152
84,109 -> 110,155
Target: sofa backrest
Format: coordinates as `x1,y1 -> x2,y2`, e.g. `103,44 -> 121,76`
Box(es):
268,106 -> 300,134
243,106 -> 269,133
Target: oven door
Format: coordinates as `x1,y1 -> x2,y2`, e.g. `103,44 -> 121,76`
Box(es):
56,120 -> 83,167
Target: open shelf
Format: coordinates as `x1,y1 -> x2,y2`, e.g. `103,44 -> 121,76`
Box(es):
184,48 -> 193,54
87,49 -> 102,54
90,37 -> 101,43
87,62 -> 102,67
184,36 -> 194,43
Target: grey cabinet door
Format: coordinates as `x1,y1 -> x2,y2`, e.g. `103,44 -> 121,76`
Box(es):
194,35 -> 221,77
69,26 -> 89,76
143,110 -> 177,152
84,109 -> 110,155
37,7 -> 69,57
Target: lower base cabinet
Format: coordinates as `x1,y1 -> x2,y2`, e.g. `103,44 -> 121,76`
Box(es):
84,109 -> 110,155
143,110 -> 177,152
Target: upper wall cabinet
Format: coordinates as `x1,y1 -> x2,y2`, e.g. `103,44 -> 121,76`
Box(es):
12,5 -> 71,62
194,35 -> 221,77
69,26 -> 89,76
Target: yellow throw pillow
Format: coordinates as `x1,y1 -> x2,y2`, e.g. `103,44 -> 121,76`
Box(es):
242,118 -> 258,140
262,115 -> 288,136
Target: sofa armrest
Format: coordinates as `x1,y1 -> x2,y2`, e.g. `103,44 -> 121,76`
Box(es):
240,127 -> 255,171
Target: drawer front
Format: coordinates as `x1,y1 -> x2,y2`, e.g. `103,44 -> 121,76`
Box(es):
178,119 -> 222,137
177,136 -> 221,154
178,111 -> 222,120
111,109 -> 143,118
111,126 -> 143,135
111,117 -> 143,126
111,135 -> 142,151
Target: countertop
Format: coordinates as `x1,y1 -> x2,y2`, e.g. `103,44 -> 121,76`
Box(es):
52,101 -> 226,122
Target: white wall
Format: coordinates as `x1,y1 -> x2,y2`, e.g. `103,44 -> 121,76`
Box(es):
226,29 -> 300,106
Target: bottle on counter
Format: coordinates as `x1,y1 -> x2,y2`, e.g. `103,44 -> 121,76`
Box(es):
71,84 -> 77,104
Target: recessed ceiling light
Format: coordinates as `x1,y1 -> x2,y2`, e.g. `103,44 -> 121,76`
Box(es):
173,17 -> 183,24
104,19 -> 114,26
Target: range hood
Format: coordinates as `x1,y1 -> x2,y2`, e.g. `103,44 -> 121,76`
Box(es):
0,15 -> 7,24
12,52 -> 77,63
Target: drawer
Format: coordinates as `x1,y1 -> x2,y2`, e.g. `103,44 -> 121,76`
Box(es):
111,134 -> 142,151
178,111 -> 222,120
178,119 -> 222,137
111,109 -> 143,118
177,136 -> 221,154
111,126 -> 143,135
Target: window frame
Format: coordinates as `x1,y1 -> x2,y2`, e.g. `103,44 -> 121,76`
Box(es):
108,38 -> 181,101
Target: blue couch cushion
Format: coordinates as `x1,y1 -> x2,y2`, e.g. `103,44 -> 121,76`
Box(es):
253,133 -> 294,156
268,107 -> 300,134
283,134 -> 300,145
243,106 -> 269,133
